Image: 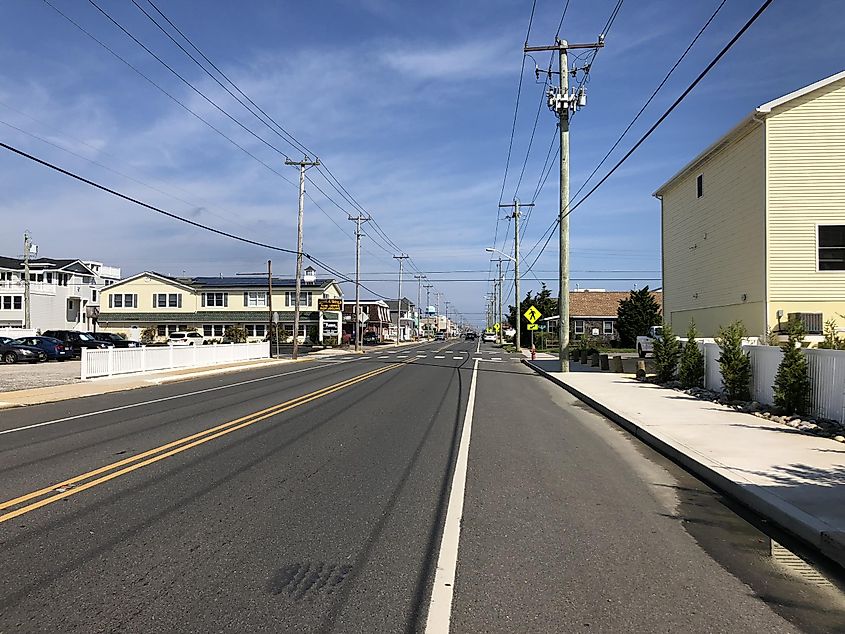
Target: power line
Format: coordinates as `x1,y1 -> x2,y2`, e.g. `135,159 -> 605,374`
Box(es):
0,140 -> 395,299
520,0 -> 775,276
570,0 -> 729,202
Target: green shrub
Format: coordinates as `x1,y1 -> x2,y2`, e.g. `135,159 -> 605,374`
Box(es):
323,336 -> 339,347
773,319 -> 810,415
679,320 -> 704,388
224,326 -> 247,343
818,319 -> 845,350
653,321 -> 681,383
716,321 -> 751,401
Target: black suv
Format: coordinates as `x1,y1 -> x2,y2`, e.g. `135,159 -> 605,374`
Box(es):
464,332 -> 477,340
42,330 -> 112,356
88,332 -> 141,348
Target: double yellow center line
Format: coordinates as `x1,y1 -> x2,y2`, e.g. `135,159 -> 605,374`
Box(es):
1,362 -> 400,524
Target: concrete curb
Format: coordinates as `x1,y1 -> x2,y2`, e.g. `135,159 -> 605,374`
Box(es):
523,359 -> 845,570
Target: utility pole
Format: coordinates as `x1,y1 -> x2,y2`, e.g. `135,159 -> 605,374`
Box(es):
268,260 -> 276,358
435,291 -> 443,335
490,257 -> 505,344
423,284 -> 434,337
348,213 -> 370,352
445,301 -> 451,337
285,156 -> 320,360
393,254 -> 409,346
499,201 -> 533,352
22,231 -> 32,330
525,36 -> 603,371
414,274 -> 426,339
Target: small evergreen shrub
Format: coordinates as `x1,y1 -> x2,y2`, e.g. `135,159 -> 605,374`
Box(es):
653,322 -> 681,383
818,319 -> 845,350
716,321 -> 751,401
679,320 -> 704,389
773,319 -> 810,415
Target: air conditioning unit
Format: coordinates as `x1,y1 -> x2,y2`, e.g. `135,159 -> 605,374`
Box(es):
787,312 -> 823,335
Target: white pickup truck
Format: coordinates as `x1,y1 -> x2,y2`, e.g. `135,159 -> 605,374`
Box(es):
636,326 -> 663,358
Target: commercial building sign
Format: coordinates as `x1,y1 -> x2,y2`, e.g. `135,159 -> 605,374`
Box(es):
318,298 -> 342,312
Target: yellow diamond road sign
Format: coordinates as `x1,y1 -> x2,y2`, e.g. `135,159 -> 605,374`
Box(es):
524,305 -> 542,324
493,322 -> 500,332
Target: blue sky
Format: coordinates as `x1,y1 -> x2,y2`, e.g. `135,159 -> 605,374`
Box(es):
0,0 -> 842,327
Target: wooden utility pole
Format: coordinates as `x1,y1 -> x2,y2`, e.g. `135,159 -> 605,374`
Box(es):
498,201 -> 533,352
393,254 -> 409,345
525,36 -> 604,371
23,231 -> 32,330
348,214 -> 369,351
285,156 -> 320,360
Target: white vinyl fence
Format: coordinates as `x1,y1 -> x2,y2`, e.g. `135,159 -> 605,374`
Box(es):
701,343 -> 845,423
81,343 -> 270,380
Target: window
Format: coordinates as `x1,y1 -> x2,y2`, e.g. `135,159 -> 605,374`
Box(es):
203,325 -> 213,337
245,324 -> 266,337
153,293 -> 183,308
109,293 -> 138,308
574,320 -> 585,335
603,320 -> 613,335
1,296 -> 21,310
244,291 -> 267,307
696,174 -> 703,198
157,325 -> 167,337
284,291 -> 312,307
819,225 -> 845,271
202,292 -> 228,307
204,324 -> 225,337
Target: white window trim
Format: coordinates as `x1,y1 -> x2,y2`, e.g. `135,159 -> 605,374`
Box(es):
574,320 -> 585,335
603,320 -> 613,335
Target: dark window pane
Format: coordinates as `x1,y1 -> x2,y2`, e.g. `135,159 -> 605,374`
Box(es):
819,225 -> 845,248
819,248 -> 845,270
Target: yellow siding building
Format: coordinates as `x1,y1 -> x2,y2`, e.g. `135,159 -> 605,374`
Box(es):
99,267 -> 344,343
654,70 -> 845,342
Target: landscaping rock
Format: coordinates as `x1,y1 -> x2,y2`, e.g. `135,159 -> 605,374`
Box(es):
835,436 -> 845,443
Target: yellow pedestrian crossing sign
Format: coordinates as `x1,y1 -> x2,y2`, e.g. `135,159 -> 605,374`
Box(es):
493,322 -> 500,332
524,305 -> 542,324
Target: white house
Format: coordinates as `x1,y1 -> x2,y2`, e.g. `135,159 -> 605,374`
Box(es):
0,256 -> 121,332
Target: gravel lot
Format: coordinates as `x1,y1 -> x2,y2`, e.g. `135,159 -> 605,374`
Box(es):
0,360 -> 82,393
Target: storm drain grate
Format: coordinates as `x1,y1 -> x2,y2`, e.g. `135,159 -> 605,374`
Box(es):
268,562 -> 351,599
771,541 -> 834,588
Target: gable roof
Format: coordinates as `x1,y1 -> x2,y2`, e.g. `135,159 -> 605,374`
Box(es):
0,256 -> 95,274
564,290 -> 663,318
654,70 -> 845,196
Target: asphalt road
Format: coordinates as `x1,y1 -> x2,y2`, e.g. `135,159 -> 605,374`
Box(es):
0,339 -> 842,632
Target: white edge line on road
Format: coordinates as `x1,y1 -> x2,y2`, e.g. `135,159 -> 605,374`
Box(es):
0,360 -> 354,437
425,358 -> 479,634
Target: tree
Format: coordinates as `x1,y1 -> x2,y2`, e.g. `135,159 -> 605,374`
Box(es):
506,283 -> 558,348
653,321 -> 681,383
773,319 -> 810,415
716,321 -> 751,401
679,320 -> 705,389
140,326 -> 157,344
616,286 -> 661,347
224,325 -> 247,343
818,319 -> 845,350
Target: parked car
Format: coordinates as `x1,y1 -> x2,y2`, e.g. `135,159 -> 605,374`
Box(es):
636,325 -> 663,358
0,340 -> 47,364
168,331 -> 205,346
362,331 -> 380,345
482,332 -> 497,343
434,332 -> 446,341
42,330 -> 113,356
88,332 -> 141,348
12,336 -> 74,361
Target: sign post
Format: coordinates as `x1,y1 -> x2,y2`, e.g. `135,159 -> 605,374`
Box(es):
524,305 -> 542,360
272,311 -> 280,358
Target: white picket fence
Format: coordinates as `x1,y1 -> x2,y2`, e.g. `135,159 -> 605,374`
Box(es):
81,343 -> 270,380
701,342 -> 845,423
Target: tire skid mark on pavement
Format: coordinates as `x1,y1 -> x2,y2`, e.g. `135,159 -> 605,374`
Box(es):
0,363 -> 401,524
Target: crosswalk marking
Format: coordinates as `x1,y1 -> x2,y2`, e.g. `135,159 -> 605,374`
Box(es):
435,355 -> 445,359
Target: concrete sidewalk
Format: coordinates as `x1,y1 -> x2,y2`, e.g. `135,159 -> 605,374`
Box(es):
524,359 -> 845,570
